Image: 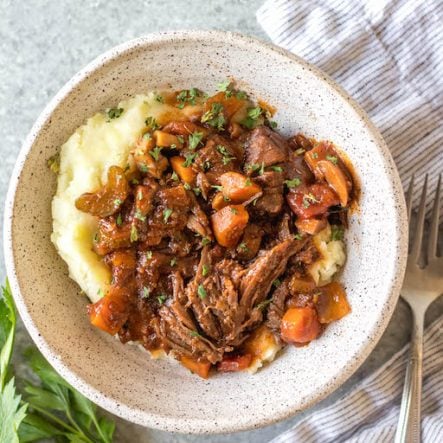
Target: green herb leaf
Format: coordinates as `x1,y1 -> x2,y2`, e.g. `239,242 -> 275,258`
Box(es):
145,116 -> 160,131
47,153 -> 60,174
284,178 -> 301,188
230,207 -> 238,214
146,251 -> 153,260
217,79 -> 231,92
197,285 -> 207,299
134,210 -> 146,222
183,152 -> 198,167
245,178 -> 252,187
236,90 -> 247,100
269,120 -> 278,129
211,185 -> 223,192
202,265 -> 210,276
201,237 -> 211,246
303,192 -> 319,208
157,294 -> 167,304
331,224 -> 345,241
326,155 -> 338,164
149,146 -> 162,161
130,225 -> 138,242
216,145 -> 235,165
255,299 -> 272,311
171,171 -> 179,181
272,279 -> 281,288
271,166 -> 283,172
294,233 -> 303,240
193,187 -> 201,196
183,183 -> 191,190
201,103 -> 226,130
176,88 -> 201,106
241,107 -> 263,129
238,242 -> 248,252
163,208 -> 173,223
170,257 -> 177,267
107,107 -> 124,119
188,132 -> 203,150
142,286 -> 150,298
189,331 -> 201,338
114,199 -> 123,206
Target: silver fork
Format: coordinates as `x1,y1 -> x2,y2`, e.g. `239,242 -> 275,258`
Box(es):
395,174 -> 443,443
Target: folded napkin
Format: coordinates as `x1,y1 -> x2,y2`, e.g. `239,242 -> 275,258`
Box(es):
257,0 -> 443,441
257,0 -> 442,214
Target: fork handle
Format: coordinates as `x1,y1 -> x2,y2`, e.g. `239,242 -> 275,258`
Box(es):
395,310 -> 424,443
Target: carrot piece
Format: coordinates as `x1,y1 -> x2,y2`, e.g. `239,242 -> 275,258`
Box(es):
243,325 -> 279,360
88,288 -> 130,335
204,91 -> 245,119
295,217 -> 327,235
180,356 -> 211,379
288,275 -> 317,294
211,204 -> 249,248
317,160 -> 350,207
211,192 -> 229,210
170,156 -> 197,184
219,172 -> 262,203
316,281 -> 351,324
280,307 -> 321,344
153,130 -> 183,149
217,354 -> 252,372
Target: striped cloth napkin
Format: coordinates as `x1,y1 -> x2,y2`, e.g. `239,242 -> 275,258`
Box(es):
256,0 -> 443,441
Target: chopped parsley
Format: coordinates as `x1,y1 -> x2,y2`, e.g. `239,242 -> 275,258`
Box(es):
177,135 -> 185,144
245,178 -> 252,186
271,166 -> 283,172
272,279 -> 281,288
326,155 -> 338,164
197,284 -> 207,299
241,107 -> 263,129
183,183 -> 191,190
303,193 -> 319,208
163,208 -> 173,223
149,146 -> 163,161
201,237 -> 211,246
47,153 -> 60,174
116,213 -> 123,226
193,187 -> 201,196
130,224 -> 138,242
203,160 -> 212,171
284,178 -> 301,188
154,93 -> 164,103
269,120 -> 278,129
230,207 -> 238,214
183,152 -> 198,167
202,264 -> 210,276
331,224 -> 345,241
170,257 -> 177,267
143,132 -> 152,140
171,171 -> 179,181
293,233 -> 303,240
114,198 -> 123,206
142,286 -> 150,298
247,162 -> 265,176
238,242 -> 249,252
189,330 -> 201,338
201,103 -> 226,130
188,131 -> 203,150
107,107 -> 124,119
176,88 -> 201,107
312,152 -> 319,159
134,210 -> 146,222
157,294 -> 167,304
236,90 -> 248,100
217,79 -> 231,92
146,251 -> 153,259
145,116 -> 160,131
256,299 -> 272,311
216,145 -> 235,165
211,185 -> 223,192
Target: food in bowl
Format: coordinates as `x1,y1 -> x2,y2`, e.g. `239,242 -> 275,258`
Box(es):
51,81 -> 356,378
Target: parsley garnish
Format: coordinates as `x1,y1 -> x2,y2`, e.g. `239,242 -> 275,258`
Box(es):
188,131 -> 203,150
272,166 -> 283,172
135,210 -> 146,222
170,257 -> 177,267
142,286 -> 150,298
176,88 -> 201,106
130,225 -> 138,242
157,294 -> 167,304
183,183 -> 191,190
183,152 -> 198,167
107,107 -> 124,119
312,152 -> 319,159
256,299 -> 272,310
217,79 -> 231,92
247,163 -> 265,175
272,279 -> 281,288
146,251 -> 153,259
171,171 -> 179,181
211,185 -> 224,192
236,90 -> 248,100
294,233 -> 303,240
177,135 -> 185,144
201,103 -> 226,130
114,198 -> 123,206
201,237 -> 211,246
269,120 -> 278,129
47,153 -> 60,174
230,207 -> 238,214
331,224 -> 345,241
241,107 -> 263,129
193,187 -> 201,196
163,208 -> 173,223
145,116 -> 160,130
238,242 -> 249,251
202,264 -> 210,276
149,146 -> 163,161
116,213 -> 123,226
197,284 -> 207,299
189,330 -> 201,338
303,193 -> 319,208
284,178 -> 301,188
203,160 -> 212,171
326,155 -> 338,164
245,178 -> 252,186
216,145 -> 235,165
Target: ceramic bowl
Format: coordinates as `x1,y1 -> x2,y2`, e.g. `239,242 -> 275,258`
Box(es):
4,31 -> 407,434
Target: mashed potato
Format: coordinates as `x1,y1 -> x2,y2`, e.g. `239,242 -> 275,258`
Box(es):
52,93 -> 173,303
308,224 -> 346,286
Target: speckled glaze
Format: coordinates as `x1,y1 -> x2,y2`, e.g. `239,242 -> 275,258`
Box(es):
4,31 -> 407,434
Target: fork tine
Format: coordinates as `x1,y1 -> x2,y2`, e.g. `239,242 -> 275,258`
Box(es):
410,175 -> 428,263
406,175 -> 415,221
427,174 -> 441,261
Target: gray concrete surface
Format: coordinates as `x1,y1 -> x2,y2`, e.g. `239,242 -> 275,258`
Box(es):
1,1 -> 441,442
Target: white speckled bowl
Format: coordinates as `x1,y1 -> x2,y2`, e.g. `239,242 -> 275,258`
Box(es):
4,31 -> 407,434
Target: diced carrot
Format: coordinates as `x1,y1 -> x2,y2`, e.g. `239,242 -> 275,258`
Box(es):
180,356 -> 211,379
219,172 -> 262,203
217,354 -> 252,372
153,130 -> 183,149
316,281 -> 351,324
211,205 -> 249,248
280,307 -> 321,344
211,192 -> 229,210
288,275 -> 317,294
304,141 -> 335,177
243,325 -> 279,360
204,91 -> 245,119
170,156 -> 197,184
88,287 -> 130,335
317,160 -> 350,207
295,217 -> 327,235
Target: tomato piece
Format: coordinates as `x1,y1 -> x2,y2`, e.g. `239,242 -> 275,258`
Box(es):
88,287 -> 130,335
180,356 -> 211,379
217,354 -> 252,372
280,307 -> 321,344
286,183 -> 340,219
316,281 -> 351,323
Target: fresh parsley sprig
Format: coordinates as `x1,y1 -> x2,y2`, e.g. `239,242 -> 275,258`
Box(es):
0,281 -> 116,442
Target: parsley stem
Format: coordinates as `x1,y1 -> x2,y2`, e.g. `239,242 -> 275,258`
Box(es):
65,407 -> 93,441
25,403 -> 80,435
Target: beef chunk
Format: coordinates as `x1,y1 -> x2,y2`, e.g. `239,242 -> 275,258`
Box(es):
245,126 -> 288,168
253,170 -> 285,215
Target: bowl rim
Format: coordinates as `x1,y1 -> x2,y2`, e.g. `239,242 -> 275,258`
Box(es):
3,30 -> 408,434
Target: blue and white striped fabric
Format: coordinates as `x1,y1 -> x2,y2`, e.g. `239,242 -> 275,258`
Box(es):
257,0 -> 443,441
257,0 -> 442,216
